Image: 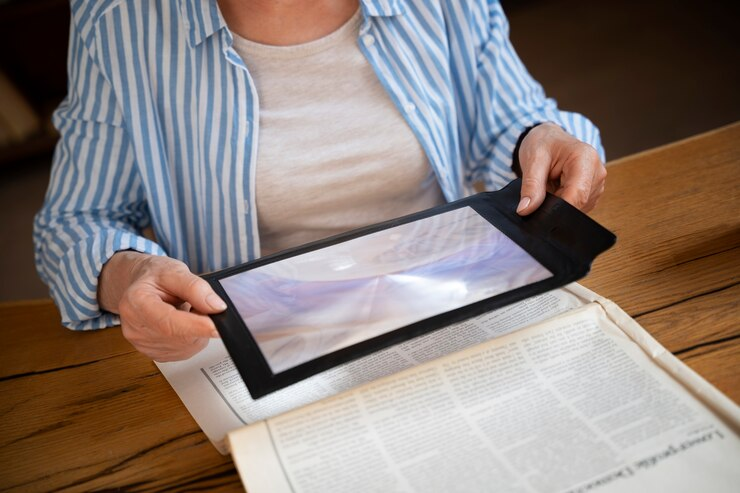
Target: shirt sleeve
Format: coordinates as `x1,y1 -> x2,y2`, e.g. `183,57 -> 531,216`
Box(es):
468,0 -> 605,190
33,17 -> 167,331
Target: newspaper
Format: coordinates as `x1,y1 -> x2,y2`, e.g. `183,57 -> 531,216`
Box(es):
157,286 -> 589,453
228,288 -> 740,493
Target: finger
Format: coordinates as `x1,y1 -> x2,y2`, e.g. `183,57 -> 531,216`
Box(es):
517,148 -> 551,216
581,154 -> 607,212
556,159 -> 594,210
584,164 -> 606,210
558,143 -> 604,210
158,305 -> 219,340
158,267 -> 227,314
134,291 -> 219,340
583,181 -> 606,213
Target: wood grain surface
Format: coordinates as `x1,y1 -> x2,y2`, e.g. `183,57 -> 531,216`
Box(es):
581,122 -> 740,403
1,123 -> 738,492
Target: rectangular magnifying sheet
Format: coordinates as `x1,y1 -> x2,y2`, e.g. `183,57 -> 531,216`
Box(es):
219,206 -> 552,374
206,179 -> 616,398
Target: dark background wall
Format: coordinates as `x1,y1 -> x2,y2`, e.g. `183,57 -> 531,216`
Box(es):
1,0 -> 738,301
506,0 -> 740,159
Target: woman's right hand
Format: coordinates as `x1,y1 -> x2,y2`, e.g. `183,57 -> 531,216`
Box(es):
98,251 -> 227,361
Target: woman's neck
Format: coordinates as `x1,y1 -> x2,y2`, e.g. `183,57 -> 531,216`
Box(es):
217,0 -> 360,46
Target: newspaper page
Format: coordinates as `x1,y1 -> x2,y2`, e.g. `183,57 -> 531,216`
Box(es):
156,287 -> 590,453
230,302 -> 740,493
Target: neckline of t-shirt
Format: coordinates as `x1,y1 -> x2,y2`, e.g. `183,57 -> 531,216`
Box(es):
231,8 -> 362,60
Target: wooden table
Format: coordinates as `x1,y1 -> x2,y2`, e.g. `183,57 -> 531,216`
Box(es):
1,123 -> 738,492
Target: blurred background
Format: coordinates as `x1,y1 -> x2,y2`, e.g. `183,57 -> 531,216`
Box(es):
1,0 -> 739,301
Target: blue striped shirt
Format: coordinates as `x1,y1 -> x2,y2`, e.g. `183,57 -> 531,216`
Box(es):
34,0 -> 604,330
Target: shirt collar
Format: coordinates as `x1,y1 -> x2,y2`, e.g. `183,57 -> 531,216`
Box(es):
177,0 -> 404,47
359,0 -> 405,17
178,0 -> 226,46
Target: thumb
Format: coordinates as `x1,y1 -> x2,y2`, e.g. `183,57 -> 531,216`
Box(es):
159,267 -> 228,315
517,153 -> 551,216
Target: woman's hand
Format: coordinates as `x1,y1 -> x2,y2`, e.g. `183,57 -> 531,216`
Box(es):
515,122 -> 607,215
98,251 -> 227,361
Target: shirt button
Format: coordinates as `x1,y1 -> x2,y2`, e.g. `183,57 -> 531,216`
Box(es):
404,102 -> 416,113
362,34 -> 375,47
243,200 -> 250,214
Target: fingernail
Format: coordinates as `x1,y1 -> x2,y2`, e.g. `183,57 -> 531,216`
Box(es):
206,293 -> 227,311
517,196 -> 531,213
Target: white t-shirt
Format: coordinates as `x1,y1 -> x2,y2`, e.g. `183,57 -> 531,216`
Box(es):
231,9 -> 445,256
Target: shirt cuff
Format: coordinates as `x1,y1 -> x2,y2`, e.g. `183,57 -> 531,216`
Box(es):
49,229 -> 168,331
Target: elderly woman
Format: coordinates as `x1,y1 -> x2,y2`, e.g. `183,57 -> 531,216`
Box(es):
34,0 -> 606,361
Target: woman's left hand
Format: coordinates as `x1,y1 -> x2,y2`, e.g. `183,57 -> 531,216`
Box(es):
515,122 -> 607,215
